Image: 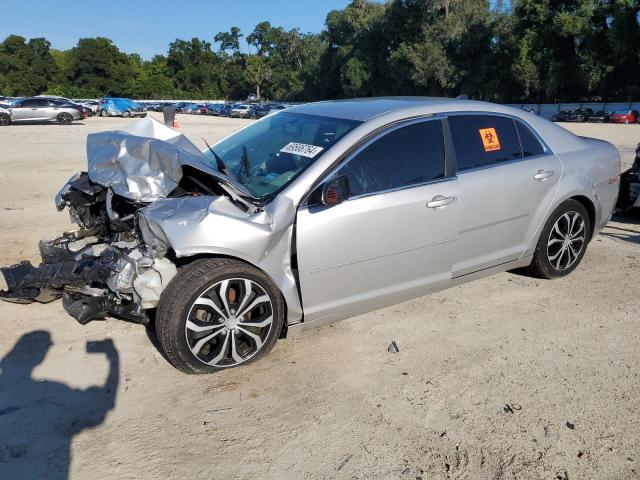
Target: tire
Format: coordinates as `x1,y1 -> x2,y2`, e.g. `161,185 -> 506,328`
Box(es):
527,199 -> 591,279
122,110 -> 131,118
100,109 -> 108,117
155,257 -> 285,374
0,113 -> 10,126
57,113 -> 73,125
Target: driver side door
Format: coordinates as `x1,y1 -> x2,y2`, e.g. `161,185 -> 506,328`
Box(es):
295,118 -> 460,325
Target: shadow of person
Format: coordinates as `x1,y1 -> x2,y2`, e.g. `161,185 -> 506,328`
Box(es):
0,331 -> 119,480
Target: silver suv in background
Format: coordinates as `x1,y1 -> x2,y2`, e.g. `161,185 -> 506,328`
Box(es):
2,97 -> 85,125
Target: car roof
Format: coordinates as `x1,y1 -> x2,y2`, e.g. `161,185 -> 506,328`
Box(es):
285,97 -> 526,122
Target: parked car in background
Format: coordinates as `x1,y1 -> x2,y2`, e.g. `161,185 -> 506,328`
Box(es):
609,109 -> 639,124
80,100 -> 99,115
204,104 -> 224,116
585,110 -> 610,123
565,108 -> 593,122
214,104 -> 234,117
173,102 -> 192,113
1,97 -> 85,125
246,93 -> 260,103
267,104 -> 291,115
254,104 -> 273,118
229,104 -> 256,118
98,98 -> 146,118
183,103 -> 203,114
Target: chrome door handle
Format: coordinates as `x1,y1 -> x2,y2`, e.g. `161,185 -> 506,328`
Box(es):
534,170 -> 554,181
426,195 -> 457,209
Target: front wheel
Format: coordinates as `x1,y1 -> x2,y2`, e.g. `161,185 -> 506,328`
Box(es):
122,110 -> 131,118
527,199 -> 591,279
155,258 -> 285,374
0,113 -> 10,126
57,113 -> 73,125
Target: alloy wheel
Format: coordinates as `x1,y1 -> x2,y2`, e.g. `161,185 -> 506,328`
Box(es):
0,114 -> 10,126
185,278 -> 274,367
547,211 -> 586,271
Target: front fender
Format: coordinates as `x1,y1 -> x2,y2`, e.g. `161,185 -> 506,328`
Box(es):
138,195 -> 303,324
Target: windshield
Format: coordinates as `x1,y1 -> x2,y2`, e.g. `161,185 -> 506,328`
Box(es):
206,112 -> 361,199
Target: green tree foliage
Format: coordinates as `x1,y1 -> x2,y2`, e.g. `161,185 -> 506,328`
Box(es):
0,35 -> 58,96
0,1 -> 638,102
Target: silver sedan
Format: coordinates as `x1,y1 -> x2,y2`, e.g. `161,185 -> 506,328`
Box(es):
4,97 -> 84,125
0,98 -> 621,374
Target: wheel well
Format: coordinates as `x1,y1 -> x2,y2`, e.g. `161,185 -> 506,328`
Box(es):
569,195 -> 596,240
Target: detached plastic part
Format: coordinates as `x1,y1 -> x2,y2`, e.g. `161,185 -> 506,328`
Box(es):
133,258 -> 177,309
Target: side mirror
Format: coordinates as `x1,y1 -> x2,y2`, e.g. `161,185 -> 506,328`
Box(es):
322,175 -> 349,206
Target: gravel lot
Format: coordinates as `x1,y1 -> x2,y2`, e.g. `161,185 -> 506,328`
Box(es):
0,114 -> 638,480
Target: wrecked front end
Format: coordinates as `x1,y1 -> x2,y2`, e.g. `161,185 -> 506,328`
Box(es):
0,118 -> 274,325
1,171 -> 179,324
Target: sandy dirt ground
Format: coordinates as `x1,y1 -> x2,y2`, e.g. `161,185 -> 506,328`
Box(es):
0,114 -> 638,480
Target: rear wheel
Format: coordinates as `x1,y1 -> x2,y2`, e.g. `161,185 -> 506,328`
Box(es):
122,110 -> 131,118
528,199 -> 591,279
99,109 -> 108,117
155,258 -> 285,374
0,113 -> 10,126
57,113 -> 73,125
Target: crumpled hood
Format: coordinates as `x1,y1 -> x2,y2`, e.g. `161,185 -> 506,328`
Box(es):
86,116 -> 254,203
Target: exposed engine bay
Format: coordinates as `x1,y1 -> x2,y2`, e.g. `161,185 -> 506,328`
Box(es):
0,118 -> 267,325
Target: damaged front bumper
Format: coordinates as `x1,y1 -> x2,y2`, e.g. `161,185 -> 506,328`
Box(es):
0,226 -> 176,325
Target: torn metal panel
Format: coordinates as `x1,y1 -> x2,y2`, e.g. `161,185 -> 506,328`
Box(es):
86,116 -> 256,203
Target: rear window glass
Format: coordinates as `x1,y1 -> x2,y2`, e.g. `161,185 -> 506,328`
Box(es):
515,120 -> 545,157
449,115 -> 522,171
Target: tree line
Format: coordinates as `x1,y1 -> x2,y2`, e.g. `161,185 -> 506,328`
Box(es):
0,0 -> 638,103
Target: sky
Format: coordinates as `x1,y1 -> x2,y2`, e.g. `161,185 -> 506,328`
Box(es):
0,0 -> 352,59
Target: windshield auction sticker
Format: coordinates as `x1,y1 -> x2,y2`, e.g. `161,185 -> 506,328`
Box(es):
479,128 -> 501,152
280,142 -> 324,158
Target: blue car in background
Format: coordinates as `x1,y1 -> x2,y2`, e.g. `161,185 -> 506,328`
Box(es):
98,97 -> 147,118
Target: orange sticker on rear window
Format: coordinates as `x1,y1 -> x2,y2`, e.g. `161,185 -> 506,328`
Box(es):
479,128 -> 501,152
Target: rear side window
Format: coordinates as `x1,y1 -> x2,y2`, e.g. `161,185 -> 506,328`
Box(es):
449,115 -> 521,171
515,120 -> 545,157
339,120 -> 445,196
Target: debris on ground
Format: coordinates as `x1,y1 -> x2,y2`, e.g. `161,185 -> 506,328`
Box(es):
503,403 -> 522,414
388,340 -> 400,353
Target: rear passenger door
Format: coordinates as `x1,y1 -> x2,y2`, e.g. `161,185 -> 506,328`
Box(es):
449,114 -> 562,277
